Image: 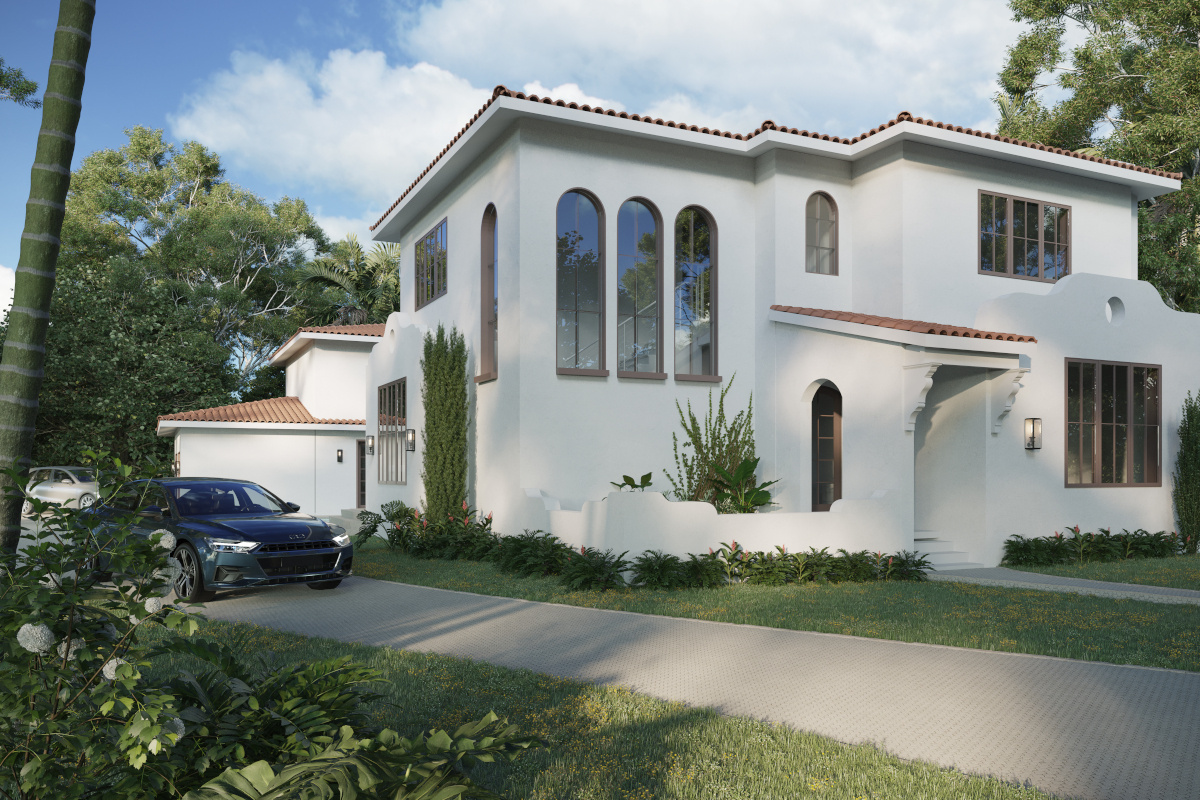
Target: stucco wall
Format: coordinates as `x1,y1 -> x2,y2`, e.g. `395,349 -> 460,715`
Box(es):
284,340 -> 374,420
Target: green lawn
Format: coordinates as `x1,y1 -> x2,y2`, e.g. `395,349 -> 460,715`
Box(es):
354,541 -> 1200,672
145,618 -> 1055,800
1008,553 -> 1200,591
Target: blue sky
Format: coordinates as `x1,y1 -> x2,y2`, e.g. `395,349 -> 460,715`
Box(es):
0,0 -> 1032,312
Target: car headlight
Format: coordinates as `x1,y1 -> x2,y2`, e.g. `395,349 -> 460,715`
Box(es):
210,538 -> 259,554
331,531 -> 351,547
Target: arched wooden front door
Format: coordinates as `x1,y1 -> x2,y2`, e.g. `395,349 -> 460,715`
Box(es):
812,385 -> 842,511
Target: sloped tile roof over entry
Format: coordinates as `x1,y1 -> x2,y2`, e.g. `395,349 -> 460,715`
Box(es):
157,396 -> 365,425
770,305 -> 1037,343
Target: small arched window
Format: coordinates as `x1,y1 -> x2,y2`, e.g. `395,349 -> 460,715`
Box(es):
806,192 -> 838,275
812,384 -> 842,511
617,199 -> 662,376
556,190 -> 605,373
674,207 -> 717,379
478,204 -> 498,382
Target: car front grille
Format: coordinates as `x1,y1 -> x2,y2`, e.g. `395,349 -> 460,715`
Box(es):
257,553 -> 338,577
257,540 -> 336,553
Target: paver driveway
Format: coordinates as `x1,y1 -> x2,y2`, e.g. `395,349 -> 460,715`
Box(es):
198,575 -> 1200,800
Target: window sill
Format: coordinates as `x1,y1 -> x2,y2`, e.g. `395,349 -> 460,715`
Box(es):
978,269 -> 1062,284
675,374 -> 722,383
1064,481 -> 1163,489
556,368 -> 610,378
474,372 -> 498,384
618,371 -> 667,380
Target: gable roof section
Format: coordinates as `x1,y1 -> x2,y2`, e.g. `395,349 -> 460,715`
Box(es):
770,305 -> 1037,343
158,396 -> 365,426
294,324 -> 386,337
371,85 -> 1182,232
270,323 -> 386,366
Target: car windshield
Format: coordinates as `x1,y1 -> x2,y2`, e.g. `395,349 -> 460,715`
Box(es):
167,482 -> 287,516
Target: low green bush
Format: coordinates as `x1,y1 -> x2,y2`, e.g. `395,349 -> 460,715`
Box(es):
495,530 -> 573,578
630,550 -> 687,589
560,547 -> 630,592
1002,527 -> 1183,567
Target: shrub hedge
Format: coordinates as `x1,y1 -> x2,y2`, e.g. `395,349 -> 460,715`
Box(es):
1001,526 -> 1185,567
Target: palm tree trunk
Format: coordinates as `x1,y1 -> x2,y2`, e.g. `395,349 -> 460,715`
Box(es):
0,0 -> 95,555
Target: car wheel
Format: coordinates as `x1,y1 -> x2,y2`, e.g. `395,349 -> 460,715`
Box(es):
77,493 -> 96,509
307,580 -> 342,590
20,499 -> 32,517
172,543 -> 215,602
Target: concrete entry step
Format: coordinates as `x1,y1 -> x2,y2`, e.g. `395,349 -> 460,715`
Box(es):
913,536 -> 984,570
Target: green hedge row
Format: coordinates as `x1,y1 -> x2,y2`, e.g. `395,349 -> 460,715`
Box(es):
1001,526 -> 1185,567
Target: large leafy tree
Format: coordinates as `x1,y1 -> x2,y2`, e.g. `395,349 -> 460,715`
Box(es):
65,126 -> 331,389
995,0 -> 1200,310
0,0 -> 94,555
297,234 -> 402,325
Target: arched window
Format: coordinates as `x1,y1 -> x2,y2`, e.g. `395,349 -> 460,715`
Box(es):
674,207 -> 717,379
806,192 -> 838,275
617,199 -> 662,376
812,384 -> 842,511
556,190 -> 605,373
478,205 -> 498,382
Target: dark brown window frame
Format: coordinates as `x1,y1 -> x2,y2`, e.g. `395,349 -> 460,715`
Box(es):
556,188 -> 609,378
476,205 -> 498,384
616,197 -> 666,380
978,190 -> 1070,284
805,191 -> 838,276
415,218 -> 448,310
377,378 -> 407,485
673,205 -> 721,382
1064,358 -> 1161,488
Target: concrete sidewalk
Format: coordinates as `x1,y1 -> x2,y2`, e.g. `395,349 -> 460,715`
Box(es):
931,566 -> 1200,605
199,576 -> 1200,800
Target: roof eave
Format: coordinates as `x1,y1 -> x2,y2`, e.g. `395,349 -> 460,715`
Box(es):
269,331 -> 381,367
156,420 -> 367,436
768,309 -> 1037,356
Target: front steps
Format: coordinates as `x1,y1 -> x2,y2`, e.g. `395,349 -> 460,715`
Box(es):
320,507 -> 365,534
914,532 -> 984,571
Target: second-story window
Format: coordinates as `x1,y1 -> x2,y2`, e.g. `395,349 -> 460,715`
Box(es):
556,190 -> 605,373
980,192 -> 1070,282
617,199 -> 662,376
805,192 -> 838,275
415,218 -> 448,309
674,206 -> 718,380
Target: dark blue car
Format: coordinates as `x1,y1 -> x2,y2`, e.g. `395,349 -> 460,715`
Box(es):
99,478 -> 353,601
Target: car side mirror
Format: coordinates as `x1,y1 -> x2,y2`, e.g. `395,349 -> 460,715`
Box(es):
285,502 -> 300,512
139,506 -> 165,520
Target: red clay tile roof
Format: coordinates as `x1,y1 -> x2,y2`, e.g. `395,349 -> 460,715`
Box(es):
296,324 -> 385,337
770,305 -> 1037,343
370,86 -> 1182,231
158,397 -> 365,425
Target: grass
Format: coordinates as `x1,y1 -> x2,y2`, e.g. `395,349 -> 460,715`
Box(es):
144,618 -> 1056,800
354,540 -> 1200,672
1007,553 -> 1200,591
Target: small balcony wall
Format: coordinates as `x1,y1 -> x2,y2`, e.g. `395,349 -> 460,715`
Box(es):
548,490 -> 907,559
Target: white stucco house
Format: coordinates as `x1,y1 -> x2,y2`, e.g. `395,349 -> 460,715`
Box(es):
163,86 -> 1199,568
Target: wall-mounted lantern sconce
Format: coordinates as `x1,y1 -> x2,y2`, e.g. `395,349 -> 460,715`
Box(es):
366,435 -> 375,455
336,449 -> 343,463
405,428 -> 417,452
1024,418 -> 1042,450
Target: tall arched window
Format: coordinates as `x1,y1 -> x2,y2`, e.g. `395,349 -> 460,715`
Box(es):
674,207 -> 717,379
617,199 -> 662,376
556,190 -> 605,373
812,384 -> 842,511
478,204 -> 498,382
806,192 -> 838,275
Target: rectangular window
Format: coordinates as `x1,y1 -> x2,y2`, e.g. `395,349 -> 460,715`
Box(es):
377,378 -> 407,485
415,218 -> 448,309
979,192 -> 1069,282
1066,359 -> 1160,487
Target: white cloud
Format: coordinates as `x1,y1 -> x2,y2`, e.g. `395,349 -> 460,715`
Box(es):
398,0 -> 1025,136
0,265 -> 14,321
314,210 -> 381,246
521,81 -> 624,111
170,50 -> 491,203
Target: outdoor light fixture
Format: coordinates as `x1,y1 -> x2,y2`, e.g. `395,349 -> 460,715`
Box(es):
405,428 -> 417,452
366,435 -> 375,455
1025,418 -> 1042,450
336,449 -> 343,463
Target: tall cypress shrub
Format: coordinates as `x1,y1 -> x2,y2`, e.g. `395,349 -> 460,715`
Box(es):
421,324 -> 468,521
1174,391 -> 1200,554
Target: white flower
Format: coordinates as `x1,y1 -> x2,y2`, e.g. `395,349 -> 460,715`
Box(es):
17,623 -> 55,654
102,657 -> 127,680
56,637 -> 84,661
153,530 -> 176,552
128,614 -> 139,626
143,597 -> 164,615
162,716 -> 185,739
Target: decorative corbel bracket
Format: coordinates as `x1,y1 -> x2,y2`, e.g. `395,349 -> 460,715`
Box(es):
903,362 -> 941,432
990,366 -> 1030,435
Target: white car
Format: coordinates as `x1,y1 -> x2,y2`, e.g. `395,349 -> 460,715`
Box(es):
22,466 -> 100,515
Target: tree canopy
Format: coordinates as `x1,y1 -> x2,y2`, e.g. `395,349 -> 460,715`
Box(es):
0,56 -> 40,108
995,0 -> 1200,310
297,233 -> 402,325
